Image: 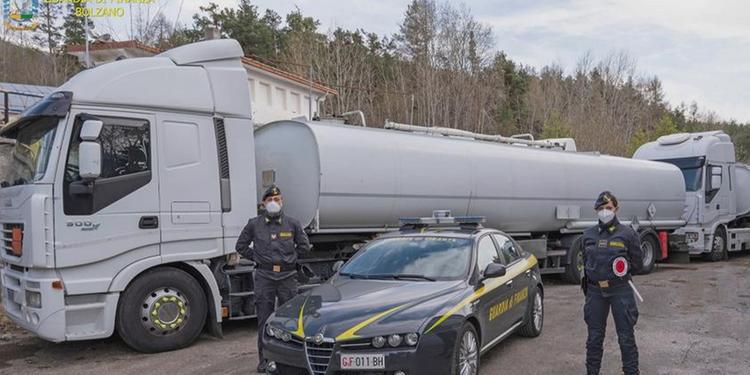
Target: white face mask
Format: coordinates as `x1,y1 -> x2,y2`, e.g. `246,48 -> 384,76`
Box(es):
597,209 -> 615,224
265,201 -> 282,215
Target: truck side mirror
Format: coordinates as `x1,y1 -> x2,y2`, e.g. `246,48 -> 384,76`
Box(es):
710,166 -> 722,190
79,120 -> 103,180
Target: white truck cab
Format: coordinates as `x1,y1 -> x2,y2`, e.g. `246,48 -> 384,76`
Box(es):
634,131 -> 750,259
0,39 -> 256,351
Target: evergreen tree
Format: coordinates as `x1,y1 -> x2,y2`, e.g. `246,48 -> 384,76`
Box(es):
33,2 -> 63,53
62,4 -> 92,46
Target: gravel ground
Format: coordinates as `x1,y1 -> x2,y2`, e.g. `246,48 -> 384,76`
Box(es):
1,253 -> 749,375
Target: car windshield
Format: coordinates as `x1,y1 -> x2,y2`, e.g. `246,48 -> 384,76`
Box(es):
339,236 -> 472,281
0,116 -> 59,187
657,157 -> 704,192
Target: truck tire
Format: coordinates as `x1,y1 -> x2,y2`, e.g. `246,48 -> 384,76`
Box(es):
450,322 -> 480,375
116,267 -> 207,353
704,228 -> 728,262
563,238 -> 584,284
517,286 -> 543,338
637,233 -> 658,275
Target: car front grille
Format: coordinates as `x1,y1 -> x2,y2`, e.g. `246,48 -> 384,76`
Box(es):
305,341 -> 334,375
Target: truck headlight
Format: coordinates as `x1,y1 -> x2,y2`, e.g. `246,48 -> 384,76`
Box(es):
26,290 -> 42,308
404,332 -> 419,346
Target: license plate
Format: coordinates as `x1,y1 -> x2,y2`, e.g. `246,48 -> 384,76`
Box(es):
340,353 -> 385,370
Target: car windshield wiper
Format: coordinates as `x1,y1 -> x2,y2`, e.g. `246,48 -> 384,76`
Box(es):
338,272 -> 369,279
365,273 -> 436,281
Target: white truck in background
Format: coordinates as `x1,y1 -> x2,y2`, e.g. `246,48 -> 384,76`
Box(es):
0,39 -> 717,354
634,131 -> 750,260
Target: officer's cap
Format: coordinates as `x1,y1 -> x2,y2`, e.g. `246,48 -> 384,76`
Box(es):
594,191 -> 618,209
262,185 -> 282,201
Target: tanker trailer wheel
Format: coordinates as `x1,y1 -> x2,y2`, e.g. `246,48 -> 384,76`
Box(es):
116,267 -> 207,353
563,238 -> 584,284
703,227 -> 728,262
637,233 -> 659,275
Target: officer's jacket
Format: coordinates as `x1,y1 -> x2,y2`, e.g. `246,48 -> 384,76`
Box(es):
235,213 -> 312,267
582,219 -> 643,282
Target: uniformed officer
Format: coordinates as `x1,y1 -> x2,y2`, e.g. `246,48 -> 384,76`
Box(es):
581,191 -> 643,375
234,185 -> 311,373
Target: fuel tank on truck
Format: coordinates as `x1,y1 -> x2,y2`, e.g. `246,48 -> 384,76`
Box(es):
254,120 -> 687,233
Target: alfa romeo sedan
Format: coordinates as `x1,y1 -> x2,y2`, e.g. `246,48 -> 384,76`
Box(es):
262,217 -> 544,375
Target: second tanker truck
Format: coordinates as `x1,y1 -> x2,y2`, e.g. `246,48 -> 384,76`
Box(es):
0,38 -> 689,353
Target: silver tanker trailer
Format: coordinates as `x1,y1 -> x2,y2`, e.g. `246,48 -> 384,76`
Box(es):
256,119 -> 689,282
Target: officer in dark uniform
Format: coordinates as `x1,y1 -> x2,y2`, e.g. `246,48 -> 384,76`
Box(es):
581,191 -> 643,375
235,185 -> 311,373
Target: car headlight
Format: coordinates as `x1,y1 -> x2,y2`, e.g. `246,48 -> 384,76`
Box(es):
266,324 -> 276,337
281,331 -> 292,342
372,336 -> 386,348
404,332 -> 419,346
388,334 -> 402,347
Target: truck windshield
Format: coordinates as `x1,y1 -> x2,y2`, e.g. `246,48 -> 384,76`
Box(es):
657,157 -> 704,192
339,236 -> 472,281
0,117 -> 59,187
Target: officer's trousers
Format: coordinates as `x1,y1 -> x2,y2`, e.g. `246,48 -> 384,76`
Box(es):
255,273 -> 298,359
584,284 -> 639,375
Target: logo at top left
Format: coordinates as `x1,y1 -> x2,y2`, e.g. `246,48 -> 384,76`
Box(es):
3,0 -> 39,31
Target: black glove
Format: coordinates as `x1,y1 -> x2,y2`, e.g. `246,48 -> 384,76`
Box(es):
580,275 -> 588,296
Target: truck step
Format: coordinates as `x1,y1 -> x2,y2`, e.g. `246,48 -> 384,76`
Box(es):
228,314 -> 256,321
540,267 -> 566,274
546,250 -> 567,257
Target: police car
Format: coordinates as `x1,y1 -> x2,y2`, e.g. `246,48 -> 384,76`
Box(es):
262,212 -> 544,375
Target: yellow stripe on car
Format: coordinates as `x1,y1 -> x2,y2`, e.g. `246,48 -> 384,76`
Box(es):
293,298 -> 308,338
336,304 -> 407,341
425,255 -> 538,334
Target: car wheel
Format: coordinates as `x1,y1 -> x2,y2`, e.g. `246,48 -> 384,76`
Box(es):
563,238 -> 584,284
116,267 -> 207,353
451,323 -> 480,375
703,227 -> 727,262
518,286 -> 543,337
637,232 -> 658,275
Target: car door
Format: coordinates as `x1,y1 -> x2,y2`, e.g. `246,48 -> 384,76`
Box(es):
475,234 -> 515,348
492,233 -> 530,325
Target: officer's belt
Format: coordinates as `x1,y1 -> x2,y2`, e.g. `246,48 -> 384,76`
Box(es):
587,276 -> 630,289
257,263 -> 296,273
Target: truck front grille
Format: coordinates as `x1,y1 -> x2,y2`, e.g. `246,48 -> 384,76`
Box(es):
305,341 -> 334,375
2,223 -> 23,257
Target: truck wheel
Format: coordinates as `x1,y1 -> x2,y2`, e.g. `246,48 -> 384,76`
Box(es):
563,238 -> 584,284
518,286 -> 543,338
704,228 -> 727,262
451,322 -> 480,375
637,233 -> 658,275
116,267 -> 207,353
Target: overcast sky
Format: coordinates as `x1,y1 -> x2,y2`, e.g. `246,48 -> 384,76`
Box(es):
94,0 -> 750,122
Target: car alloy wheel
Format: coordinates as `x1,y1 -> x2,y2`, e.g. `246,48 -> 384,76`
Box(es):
459,330 -> 478,375
533,293 -> 543,331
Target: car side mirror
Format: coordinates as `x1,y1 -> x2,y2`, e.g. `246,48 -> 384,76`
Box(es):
482,263 -> 507,280
79,120 -> 103,180
332,260 -> 344,273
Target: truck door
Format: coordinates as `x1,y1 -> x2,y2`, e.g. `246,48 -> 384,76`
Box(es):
704,163 -> 729,223
475,235 -> 514,347
55,111 -> 160,273
156,113 -> 224,261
